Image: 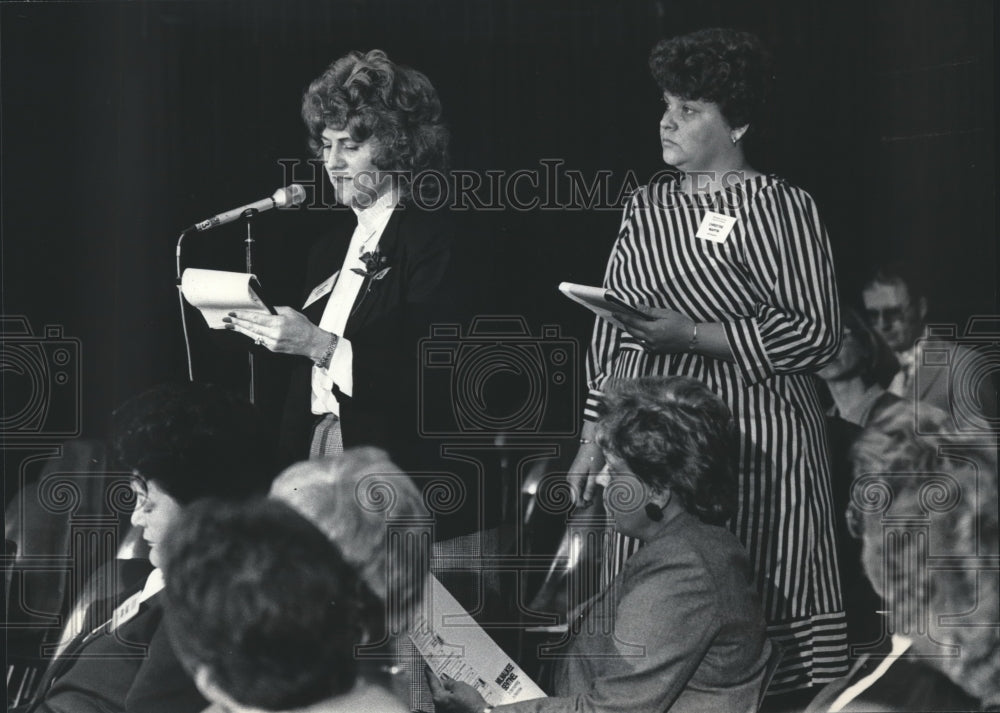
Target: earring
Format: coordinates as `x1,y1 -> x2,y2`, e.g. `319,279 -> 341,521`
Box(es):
731,134 -> 738,144
644,503 -> 664,522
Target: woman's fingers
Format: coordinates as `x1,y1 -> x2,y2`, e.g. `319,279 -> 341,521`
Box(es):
568,444 -> 605,506
424,666 -> 446,696
226,310 -> 279,328
223,312 -> 274,345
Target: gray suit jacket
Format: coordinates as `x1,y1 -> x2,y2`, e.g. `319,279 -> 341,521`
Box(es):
502,510 -> 772,713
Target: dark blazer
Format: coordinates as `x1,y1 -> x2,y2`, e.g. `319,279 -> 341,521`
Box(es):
804,641 -> 982,712
28,590 -> 206,713
279,205 -> 459,471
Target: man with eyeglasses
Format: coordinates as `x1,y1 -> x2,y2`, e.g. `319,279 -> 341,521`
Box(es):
861,264 -> 996,430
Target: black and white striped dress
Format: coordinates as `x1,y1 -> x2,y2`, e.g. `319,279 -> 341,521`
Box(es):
585,174 -> 848,691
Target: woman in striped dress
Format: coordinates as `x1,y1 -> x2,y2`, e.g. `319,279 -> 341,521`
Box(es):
568,28 -> 848,694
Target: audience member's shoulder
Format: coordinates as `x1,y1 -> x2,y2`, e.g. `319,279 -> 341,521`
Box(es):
640,512 -> 743,572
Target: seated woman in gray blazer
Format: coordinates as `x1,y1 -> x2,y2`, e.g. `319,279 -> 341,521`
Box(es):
429,376 -> 774,713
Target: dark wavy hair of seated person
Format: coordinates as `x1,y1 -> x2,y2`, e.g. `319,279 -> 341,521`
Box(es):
110,381 -> 277,504
302,49 -> 449,204
161,498 -> 383,711
597,375 -> 738,526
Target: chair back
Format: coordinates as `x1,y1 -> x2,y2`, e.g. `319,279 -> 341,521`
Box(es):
756,640 -> 785,712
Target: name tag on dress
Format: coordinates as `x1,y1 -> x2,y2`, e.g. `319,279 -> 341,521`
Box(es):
696,211 -> 737,243
304,272 -> 339,309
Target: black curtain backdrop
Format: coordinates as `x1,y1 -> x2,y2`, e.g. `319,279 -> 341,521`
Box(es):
1,0 -> 995,444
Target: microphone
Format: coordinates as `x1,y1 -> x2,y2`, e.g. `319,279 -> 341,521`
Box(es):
189,184 -> 307,232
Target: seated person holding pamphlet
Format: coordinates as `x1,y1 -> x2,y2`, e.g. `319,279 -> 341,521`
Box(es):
429,376 -> 774,713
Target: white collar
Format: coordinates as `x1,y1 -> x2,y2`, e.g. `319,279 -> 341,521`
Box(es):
140,568 -> 165,602
896,344 -> 917,367
352,191 -> 396,233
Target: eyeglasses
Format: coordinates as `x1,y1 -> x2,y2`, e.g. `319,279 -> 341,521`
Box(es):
865,307 -> 908,325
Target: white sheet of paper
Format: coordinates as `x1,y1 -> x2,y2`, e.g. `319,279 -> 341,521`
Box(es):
409,575 -> 547,706
180,268 -> 271,328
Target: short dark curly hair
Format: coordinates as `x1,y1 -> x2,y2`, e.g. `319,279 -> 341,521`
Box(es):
596,376 -> 738,525
162,498 -> 377,710
302,49 -> 449,202
110,382 -> 276,504
649,28 -> 772,134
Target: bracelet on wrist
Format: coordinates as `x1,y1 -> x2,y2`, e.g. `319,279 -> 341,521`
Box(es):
579,437 -> 592,444
688,322 -> 699,352
314,332 -> 339,370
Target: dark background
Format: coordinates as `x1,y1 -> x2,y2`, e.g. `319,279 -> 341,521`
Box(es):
1,0 -> 995,444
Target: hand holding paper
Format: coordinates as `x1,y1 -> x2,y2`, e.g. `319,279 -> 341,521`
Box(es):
180,268 -> 274,328
224,307 -> 331,359
558,282 -> 654,330
410,575 -> 546,707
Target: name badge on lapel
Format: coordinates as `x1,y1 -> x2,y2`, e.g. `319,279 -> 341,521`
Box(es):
696,211 -> 737,243
304,271 -> 339,309
108,591 -> 143,632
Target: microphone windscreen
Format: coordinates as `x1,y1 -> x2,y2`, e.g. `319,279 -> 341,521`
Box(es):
273,184 -> 307,208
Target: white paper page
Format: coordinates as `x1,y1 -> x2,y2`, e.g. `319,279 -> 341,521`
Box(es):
409,575 -> 547,706
180,268 -> 271,328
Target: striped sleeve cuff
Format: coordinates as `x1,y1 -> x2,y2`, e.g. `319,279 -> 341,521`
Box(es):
723,316 -> 774,387
583,389 -> 604,422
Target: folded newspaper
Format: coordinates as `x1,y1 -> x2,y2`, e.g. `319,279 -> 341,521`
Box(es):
409,575 -> 547,706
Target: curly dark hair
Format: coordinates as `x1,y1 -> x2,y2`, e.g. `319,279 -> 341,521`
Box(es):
649,28 -> 772,135
110,382 -> 276,504
302,49 -> 449,203
596,376 -> 738,525
162,498 -> 378,710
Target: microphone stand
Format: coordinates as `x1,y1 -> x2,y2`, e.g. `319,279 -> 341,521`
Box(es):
176,229 -> 195,381
242,208 -> 259,404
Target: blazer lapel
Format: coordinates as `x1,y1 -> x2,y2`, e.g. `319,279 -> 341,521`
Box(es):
345,207 -> 403,334
302,229 -> 353,324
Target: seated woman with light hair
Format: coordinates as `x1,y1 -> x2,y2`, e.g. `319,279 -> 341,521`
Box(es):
269,446 -> 432,708
269,446 -> 429,633
806,416 -> 999,712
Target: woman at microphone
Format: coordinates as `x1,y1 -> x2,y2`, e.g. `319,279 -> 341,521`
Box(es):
224,49 -> 454,468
